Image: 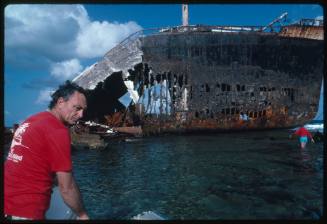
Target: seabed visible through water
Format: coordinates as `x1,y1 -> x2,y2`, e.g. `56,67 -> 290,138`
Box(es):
69,128 -> 323,220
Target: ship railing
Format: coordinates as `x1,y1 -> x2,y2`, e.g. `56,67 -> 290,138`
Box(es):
103,27 -> 164,65
110,24 -> 265,51
106,23 -> 276,58
294,18 -> 323,26
111,27 -> 165,49
104,27 -> 165,57
157,25 -> 266,33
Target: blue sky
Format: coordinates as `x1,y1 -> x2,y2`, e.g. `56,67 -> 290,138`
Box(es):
4,3 -> 324,126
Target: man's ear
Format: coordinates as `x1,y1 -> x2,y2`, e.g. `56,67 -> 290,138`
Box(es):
56,97 -> 65,108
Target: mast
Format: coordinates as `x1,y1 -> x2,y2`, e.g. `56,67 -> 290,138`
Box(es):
182,4 -> 189,26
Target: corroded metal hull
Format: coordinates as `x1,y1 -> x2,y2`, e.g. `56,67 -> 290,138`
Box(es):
138,31 -> 323,133
74,22 -> 323,134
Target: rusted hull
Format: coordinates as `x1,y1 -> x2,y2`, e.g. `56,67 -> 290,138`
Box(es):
279,25 -> 323,40
135,31 -> 323,134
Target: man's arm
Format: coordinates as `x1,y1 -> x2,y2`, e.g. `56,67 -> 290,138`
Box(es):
56,171 -> 89,219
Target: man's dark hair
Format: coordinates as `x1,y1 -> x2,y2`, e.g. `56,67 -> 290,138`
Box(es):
48,80 -> 86,109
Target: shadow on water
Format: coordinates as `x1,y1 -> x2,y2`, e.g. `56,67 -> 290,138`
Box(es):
71,129 -> 323,220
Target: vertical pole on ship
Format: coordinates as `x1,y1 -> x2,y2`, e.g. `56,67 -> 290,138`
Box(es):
182,4 -> 189,26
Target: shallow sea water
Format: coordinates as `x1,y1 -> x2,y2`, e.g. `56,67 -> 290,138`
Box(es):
72,129 -> 323,220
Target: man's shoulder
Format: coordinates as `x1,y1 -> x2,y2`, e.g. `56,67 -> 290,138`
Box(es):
27,111 -> 51,120
28,111 -> 66,130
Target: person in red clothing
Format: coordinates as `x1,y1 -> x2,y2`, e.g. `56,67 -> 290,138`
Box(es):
4,81 -> 89,220
289,125 -> 315,149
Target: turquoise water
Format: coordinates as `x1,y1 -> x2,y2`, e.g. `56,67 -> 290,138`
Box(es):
72,129 -> 323,220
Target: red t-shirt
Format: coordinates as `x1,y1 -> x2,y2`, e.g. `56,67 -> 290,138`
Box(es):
4,111 -> 72,219
294,127 -> 313,139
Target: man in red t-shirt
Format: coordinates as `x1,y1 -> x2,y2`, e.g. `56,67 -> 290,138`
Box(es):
290,125 -> 315,149
4,81 -> 89,220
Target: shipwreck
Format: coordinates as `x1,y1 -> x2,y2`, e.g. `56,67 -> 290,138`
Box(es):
73,5 -> 324,136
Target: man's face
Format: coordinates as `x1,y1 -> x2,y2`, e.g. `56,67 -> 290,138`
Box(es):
57,91 -> 87,126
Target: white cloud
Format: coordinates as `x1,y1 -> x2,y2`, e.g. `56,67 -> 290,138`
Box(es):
76,20 -> 142,58
51,59 -> 83,81
5,4 -> 143,63
36,88 -> 55,105
5,4 -> 84,61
